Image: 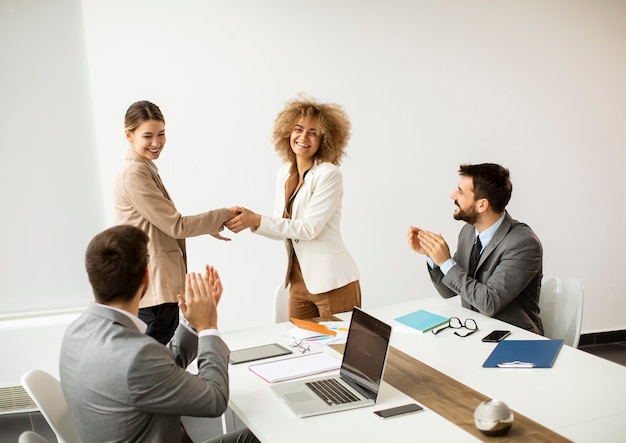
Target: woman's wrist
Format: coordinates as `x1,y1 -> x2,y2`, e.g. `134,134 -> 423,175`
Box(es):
251,214 -> 261,231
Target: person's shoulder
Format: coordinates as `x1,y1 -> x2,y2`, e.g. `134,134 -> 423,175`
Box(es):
313,161 -> 339,173
311,162 -> 341,182
62,309 -> 90,338
62,307 -> 147,355
508,215 -> 537,234
117,158 -> 156,185
123,158 -> 152,173
505,215 -> 542,245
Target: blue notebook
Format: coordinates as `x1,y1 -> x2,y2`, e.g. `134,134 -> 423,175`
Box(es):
394,309 -> 449,333
482,339 -> 564,368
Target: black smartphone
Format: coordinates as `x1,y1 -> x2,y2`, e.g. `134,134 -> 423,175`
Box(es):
481,330 -> 511,342
374,403 -> 424,419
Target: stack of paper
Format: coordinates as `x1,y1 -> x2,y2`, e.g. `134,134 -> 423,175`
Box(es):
287,318 -> 349,345
249,352 -> 341,383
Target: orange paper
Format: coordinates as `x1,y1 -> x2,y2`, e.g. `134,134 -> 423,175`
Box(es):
290,317 -> 337,336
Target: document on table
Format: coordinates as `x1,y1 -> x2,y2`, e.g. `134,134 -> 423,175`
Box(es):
249,352 -> 341,383
284,321 -> 349,345
291,317 -> 337,336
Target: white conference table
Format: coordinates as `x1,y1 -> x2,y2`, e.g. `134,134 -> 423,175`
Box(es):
357,298 -> 626,442
220,297 -> 626,442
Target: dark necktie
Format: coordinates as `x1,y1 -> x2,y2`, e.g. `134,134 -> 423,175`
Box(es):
469,236 -> 482,276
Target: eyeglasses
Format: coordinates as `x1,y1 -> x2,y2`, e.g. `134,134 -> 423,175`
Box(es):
290,338 -> 311,354
431,317 -> 479,337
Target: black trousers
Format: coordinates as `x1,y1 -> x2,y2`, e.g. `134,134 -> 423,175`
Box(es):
138,302 -> 179,344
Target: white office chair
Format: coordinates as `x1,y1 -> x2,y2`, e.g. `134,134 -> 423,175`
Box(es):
20,369 -> 80,443
18,431 -> 50,443
539,276 -> 584,348
273,282 -> 290,323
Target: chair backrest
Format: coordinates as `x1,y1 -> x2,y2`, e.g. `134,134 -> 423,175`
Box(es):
273,283 -> 290,323
20,369 -> 80,443
18,431 -> 50,443
539,277 -> 584,348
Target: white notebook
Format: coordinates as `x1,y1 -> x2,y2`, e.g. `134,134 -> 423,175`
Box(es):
249,352 -> 340,383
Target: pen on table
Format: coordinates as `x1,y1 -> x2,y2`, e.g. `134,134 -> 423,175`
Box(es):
497,361 -> 535,368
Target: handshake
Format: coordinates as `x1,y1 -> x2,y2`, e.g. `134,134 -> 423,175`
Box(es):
218,206 -> 261,238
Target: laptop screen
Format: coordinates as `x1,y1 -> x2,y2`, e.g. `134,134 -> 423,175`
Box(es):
340,308 -> 392,397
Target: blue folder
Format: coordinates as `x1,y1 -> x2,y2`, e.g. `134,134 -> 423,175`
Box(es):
394,309 -> 449,333
482,339 -> 564,368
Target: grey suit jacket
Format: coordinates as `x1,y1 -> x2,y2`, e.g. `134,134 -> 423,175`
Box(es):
60,303 -> 230,443
428,212 -> 544,334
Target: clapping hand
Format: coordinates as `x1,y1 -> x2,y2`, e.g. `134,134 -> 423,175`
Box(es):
177,265 -> 222,332
416,230 -> 451,267
407,226 -> 427,255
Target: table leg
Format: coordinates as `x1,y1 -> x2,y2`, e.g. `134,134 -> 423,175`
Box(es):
221,407 -> 236,433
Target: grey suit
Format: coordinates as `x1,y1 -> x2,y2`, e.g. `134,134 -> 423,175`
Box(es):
60,303 -> 231,443
428,212 -> 544,334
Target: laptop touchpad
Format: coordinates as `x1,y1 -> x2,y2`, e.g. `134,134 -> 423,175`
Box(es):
285,391 -> 314,403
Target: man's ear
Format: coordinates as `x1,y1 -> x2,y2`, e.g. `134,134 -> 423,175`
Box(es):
143,268 -> 150,286
477,197 -> 490,213
138,268 -> 150,300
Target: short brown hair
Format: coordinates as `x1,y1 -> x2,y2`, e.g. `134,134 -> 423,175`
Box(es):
124,100 -> 165,132
272,96 -> 351,166
85,225 -> 149,304
459,163 -> 512,213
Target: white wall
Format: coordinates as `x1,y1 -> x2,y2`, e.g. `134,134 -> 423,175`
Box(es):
0,0 -> 103,314
81,0 -> 626,333
2,0 -> 625,339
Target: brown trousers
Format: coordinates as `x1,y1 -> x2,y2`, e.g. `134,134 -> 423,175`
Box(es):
289,254 -> 361,319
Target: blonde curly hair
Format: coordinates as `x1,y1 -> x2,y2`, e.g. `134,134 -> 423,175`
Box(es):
272,96 -> 351,166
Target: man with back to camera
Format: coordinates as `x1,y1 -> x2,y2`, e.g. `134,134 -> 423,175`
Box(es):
407,163 -> 544,334
59,225 -> 259,443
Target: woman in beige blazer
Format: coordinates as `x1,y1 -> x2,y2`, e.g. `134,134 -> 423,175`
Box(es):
113,100 -> 232,344
226,97 -> 361,319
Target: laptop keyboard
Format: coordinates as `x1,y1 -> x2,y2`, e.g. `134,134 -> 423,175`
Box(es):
306,378 -> 360,405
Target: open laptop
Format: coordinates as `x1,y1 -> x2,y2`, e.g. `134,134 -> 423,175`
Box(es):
270,307 -> 392,417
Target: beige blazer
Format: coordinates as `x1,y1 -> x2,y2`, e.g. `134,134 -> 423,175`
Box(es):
254,162 -> 359,294
113,149 -> 230,307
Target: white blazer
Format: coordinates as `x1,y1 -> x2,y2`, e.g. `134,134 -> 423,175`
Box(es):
254,162 -> 359,294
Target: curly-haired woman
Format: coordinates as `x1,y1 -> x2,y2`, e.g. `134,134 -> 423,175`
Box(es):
226,96 -> 361,319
